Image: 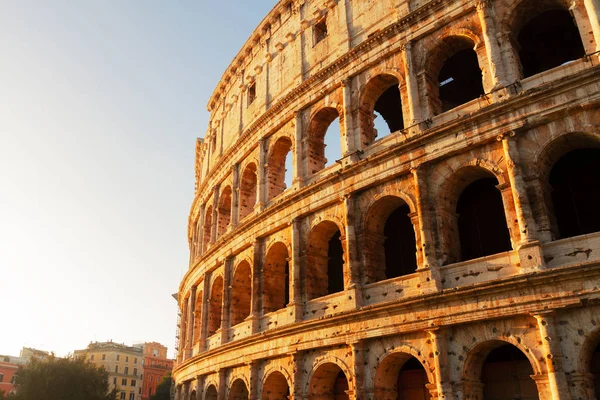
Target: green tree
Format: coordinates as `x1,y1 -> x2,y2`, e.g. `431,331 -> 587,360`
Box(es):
149,372 -> 172,400
11,356 -> 117,400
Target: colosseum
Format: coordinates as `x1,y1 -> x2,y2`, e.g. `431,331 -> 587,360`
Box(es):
173,0 -> 600,398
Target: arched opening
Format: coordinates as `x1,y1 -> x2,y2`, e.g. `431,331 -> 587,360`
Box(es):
456,177 -> 511,261
217,186 -> 232,238
359,74 -> 404,147
208,277 -> 223,336
268,137 -> 293,200
363,196 -> 417,284
231,261 -> 252,326
190,390 -> 196,400
205,385 -> 218,400
308,107 -> 340,175
374,353 -> 432,400
438,46 -> 484,112
203,205 -> 213,252
306,221 -> 345,300
193,290 -> 203,344
229,379 -> 249,400
592,342 -> 600,398
263,242 -> 290,314
548,148 -> 600,239
481,344 -> 538,400
309,363 -> 349,400
262,371 -> 291,400
516,7 -> 585,78
239,163 -> 257,221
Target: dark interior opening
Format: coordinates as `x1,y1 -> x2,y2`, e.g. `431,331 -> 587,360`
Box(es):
438,48 -> 484,112
374,85 -> 404,133
518,9 -> 585,78
327,230 -> 345,294
333,370 -> 349,400
457,178 -> 511,261
284,260 -> 290,306
592,343 -> 600,398
481,345 -> 537,400
549,148 -> 600,239
397,357 -> 431,400
384,205 -> 417,278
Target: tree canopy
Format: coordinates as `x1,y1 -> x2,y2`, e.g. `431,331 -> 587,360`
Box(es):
10,356 -> 118,400
149,372 -> 172,400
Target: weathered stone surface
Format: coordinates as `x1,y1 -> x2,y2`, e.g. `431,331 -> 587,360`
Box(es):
174,0 -> 600,399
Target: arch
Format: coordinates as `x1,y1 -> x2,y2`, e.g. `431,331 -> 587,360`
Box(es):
203,205 -> 213,252
204,383 -> 218,400
307,360 -> 352,400
190,390 -> 196,400
505,0 -> 585,79
436,164 -> 511,264
263,241 -> 290,313
231,260 -> 252,326
262,370 -> 292,400
239,162 -> 258,221
359,73 -> 405,147
307,107 -> 340,175
268,136 -> 293,200
217,186 -> 232,237
228,378 -> 249,400
305,220 -> 345,301
208,276 -> 224,336
426,34 -> 484,115
462,340 -> 539,400
374,350 -> 433,400
362,195 -> 418,284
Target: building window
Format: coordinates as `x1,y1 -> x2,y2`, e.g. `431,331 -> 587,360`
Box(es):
247,83 -> 256,106
313,18 -> 327,46
126,356 -> 129,362
134,358 -> 137,364
129,393 -> 134,400
115,365 -> 119,373
0,373 -> 4,383
131,380 -> 136,387
133,368 -> 137,376
122,378 -> 127,386
150,376 -> 153,383
120,392 -> 125,400
113,377 -> 117,385
153,349 -> 158,357
102,354 -> 106,360
124,367 -> 129,375
90,355 -> 95,361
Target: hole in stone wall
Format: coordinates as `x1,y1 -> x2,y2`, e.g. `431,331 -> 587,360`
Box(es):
359,74 -> 403,147
328,230 -> 344,295
333,370 -> 349,400
231,261 -> 252,326
549,148 -> 600,239
208,277 -> 223,336
203,205 -> 213,252
481,345 -> 537,400
456,178 -> 511,261
193,290 -> 202,343
517,9 -> 585,78
592,343 -> 600,397
229,379 -> 249,400
217,186 -> 232,237
205,385 -> 218,400
374,85 -> 404,135
438,48 -> 484,112
384,205 -> 417,279
262,371 -> 290,400
313,18 -> 327,46
397,357 -> 431,400
239,163 -> 257,221
308,107 -> 340,175
263,242 -> 290,314
268,137 -> 293,200
247,83 -> 256,106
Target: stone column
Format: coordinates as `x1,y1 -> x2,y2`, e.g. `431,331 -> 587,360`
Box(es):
293,111 -> 305,186
231,164 -> 240,228
249,360 -> 260,400
198,277 -> 211,351
343,194 -> 362,308
251,238 -> 264,333
476,1 -> 510,89
571,0 -> 600,56
411,167 -> 442,293
533,313 -> 570,400
174,384 -> 182,400
217,369 -> 226,400
196,375 -> 206,400
290,217 -> 304,321
341,78 -> 359,163
211,185 -> 220,244
350,340 -> 365,398
584,0 -> 600,56
427,329 -> 454,400
183,381 -> 191,400
221,257 -> 233,344
186,286 -> 197,359
402,41 -> 423,126
568,371 -> 596,400
257,139 -> 267,210
291,351 -> 305,400
500,133 -> 545,270
197,205 -> 206,259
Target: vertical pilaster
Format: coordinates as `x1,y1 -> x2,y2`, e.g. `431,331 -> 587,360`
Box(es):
341,78 -> 358,163
221,257 -> 233,344
257,139 -> 267,210
290,217 -> 304,321
291,351 -> 304,400
183,381 -> 191,400
427,329 -> 454,400
350,340 -> 365,398
533,313 -> 570,400
402,42 -> 423,126
211,186 -> 220,244
186,286 -> 197,359
217,369 -> 226,400
293,111 -> 305,185
411,167 -> 442,293
476,1 -> 510,90
231,164 -> 240,228
571,0 -> 600,56
343,194 -> 362,307
197,205 -> 205,259
199,277 -> 211,351
251,238 -> 264,333
584,0 -> 600,56
249,360 -> 260,400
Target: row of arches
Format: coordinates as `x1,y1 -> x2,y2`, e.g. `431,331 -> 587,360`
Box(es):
180,339 -> 600,399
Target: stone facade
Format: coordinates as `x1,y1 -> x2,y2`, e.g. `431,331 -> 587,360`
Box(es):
174,0 -> 600,399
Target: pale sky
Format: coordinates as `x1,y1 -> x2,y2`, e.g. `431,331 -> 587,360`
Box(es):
0,0 -> 277,358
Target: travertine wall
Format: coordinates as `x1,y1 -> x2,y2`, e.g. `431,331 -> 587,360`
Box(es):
175,0 -> 600,399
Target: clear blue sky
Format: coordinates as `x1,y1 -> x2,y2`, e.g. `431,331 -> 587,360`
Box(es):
0,0 -> 277,358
